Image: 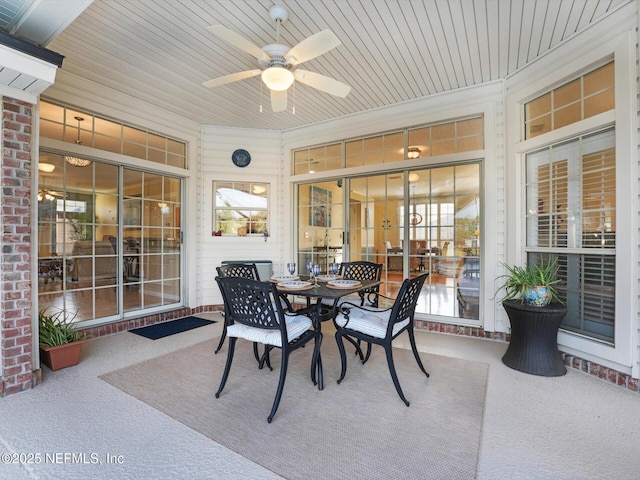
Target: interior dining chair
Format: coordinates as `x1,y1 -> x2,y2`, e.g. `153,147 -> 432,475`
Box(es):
334,273 -> 429,406
215,276 -> 322,423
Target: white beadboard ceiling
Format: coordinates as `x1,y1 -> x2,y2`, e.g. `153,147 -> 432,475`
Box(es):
0,0 -> 631,131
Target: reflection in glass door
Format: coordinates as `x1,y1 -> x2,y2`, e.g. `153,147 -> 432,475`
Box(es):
296,181 -> 344,273
37,152 -> 182,325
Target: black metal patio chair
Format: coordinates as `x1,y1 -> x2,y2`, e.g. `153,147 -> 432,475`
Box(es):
321,261 -> 383,360
334,273 -> 429,406
215,276 -> 322,423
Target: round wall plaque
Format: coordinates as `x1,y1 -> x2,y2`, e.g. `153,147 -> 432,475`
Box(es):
232,149 -> 251,167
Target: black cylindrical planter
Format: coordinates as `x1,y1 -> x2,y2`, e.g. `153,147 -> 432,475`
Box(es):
502,300 -> 567,377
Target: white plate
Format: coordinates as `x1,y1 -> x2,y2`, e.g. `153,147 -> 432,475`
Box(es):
328,279 -> 361,287
278,280 -> 312,289
271,275 -> 299,282
316,274 -> 341,282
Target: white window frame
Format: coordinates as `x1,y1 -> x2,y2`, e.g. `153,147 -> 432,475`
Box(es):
508,32 -> 636,374
203,173 -> 277,245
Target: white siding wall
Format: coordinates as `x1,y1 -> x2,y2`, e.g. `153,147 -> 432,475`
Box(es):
199,126 -> 283,307
506,2 -> 638,375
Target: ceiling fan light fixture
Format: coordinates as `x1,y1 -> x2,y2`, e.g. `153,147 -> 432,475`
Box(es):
38,163 -> 56,173
407,147 -> 421,159
262,66 -> 294,91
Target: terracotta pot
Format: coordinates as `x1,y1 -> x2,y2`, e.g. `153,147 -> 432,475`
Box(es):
39,340 -> 85,371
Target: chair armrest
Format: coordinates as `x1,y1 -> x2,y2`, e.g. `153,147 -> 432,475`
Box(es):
339,301 -> 393,318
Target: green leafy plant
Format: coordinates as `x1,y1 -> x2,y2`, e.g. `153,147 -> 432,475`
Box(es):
39,308 -> 86,347
495,257 -> 563,304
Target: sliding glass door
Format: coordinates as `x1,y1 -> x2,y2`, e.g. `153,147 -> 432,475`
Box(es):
295,162 -> 481,321
37,152 -> 182,325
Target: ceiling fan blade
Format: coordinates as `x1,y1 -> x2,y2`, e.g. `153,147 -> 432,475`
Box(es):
206,25 -> 266,59
202,69 -> 261,88
294,69 -> 351,97
285,29 -> 341,65
271,89 -> 288,112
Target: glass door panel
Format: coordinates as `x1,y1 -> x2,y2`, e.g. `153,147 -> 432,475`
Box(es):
297,181 -> 344,274
295,162 -> 481,322
38,154 -> 183,325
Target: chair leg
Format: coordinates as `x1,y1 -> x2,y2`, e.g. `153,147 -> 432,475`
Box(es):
344,335 -> 365,361
408,327 -> 430,378
362,342 -> 372,364
268,349 -> 289,423
310,332 -> 323,386
333,318 -> 364,361
335,331 -> 349,384
258,345 -> 274,371
215,337 -> 236,398
384,343 -> 410,406
214,324 -> 227,354
253,342 -> 273,371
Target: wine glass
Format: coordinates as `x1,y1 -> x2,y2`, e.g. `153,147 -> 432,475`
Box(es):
329,262 -> 339,275
306,261 -> 314,279
287,262 -> 296,276
312,263 -> 321,286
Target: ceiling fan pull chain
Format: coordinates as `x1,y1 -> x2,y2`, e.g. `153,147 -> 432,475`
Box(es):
292,81 -> 295,114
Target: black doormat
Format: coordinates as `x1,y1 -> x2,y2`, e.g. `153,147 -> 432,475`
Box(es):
129,316 -> 216,340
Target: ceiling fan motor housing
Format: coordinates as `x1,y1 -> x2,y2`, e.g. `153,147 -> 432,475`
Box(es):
258,44 -> 291,68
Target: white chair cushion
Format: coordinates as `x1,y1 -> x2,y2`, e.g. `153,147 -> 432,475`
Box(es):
335,306 -> 409,339
227,314 -> 312,347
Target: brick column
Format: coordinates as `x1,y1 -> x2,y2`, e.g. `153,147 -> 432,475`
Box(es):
1,97 -> 36,396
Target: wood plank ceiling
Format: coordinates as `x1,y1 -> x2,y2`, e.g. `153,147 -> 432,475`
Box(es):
2,0 -> 632,131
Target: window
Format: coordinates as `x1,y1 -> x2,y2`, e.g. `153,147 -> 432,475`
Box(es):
213,181 -> 269,236
293,116 -> 483,175
524,63 -> 614,139
526,129 -> 615,342
40,100 -> 187,168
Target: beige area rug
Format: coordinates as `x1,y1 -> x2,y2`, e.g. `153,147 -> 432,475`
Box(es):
100,337 -> 488,480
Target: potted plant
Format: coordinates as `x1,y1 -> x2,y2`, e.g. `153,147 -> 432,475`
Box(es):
38,308 -> 87,371
495,257 -> 567,377
496,257 -> 563,306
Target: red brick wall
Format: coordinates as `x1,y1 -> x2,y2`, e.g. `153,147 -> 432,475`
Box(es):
1,97 -> 36,396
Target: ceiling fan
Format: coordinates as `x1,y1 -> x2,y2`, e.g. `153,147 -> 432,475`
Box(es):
38,187 -> 64,202
202,4 -> 351,112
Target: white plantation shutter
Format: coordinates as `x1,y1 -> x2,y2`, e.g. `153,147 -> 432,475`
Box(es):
526,129 -> 615,343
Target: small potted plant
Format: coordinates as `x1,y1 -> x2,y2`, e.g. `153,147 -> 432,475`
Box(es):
496,257 -> 563,306
38,307 -> 87,371
495,257 -> 567,377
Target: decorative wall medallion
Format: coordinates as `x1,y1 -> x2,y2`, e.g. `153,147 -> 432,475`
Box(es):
232,149 -> 251,167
